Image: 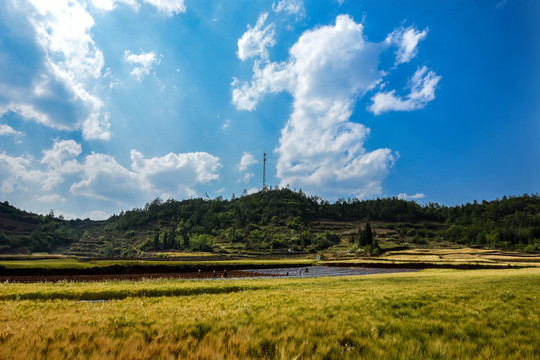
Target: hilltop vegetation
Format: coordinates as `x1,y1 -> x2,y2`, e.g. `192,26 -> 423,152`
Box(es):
1,189 -> 539,256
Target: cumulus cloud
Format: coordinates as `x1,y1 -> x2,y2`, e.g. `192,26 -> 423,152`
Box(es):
386,26 -> 427,65
41,139 -> 82,168
236,152 -> 258,172
70,152 -> 143,204
236,152 -> 258,183
232,61 -> 294,111
124,51 -> 162,81
397,193 -> 426,200
233,15 -> 398,198
39,139 -> 82,189
0,124 -> 23,137
0,153 -> 46,194
69,150 -> 221,205
369,66 -> 441,115
237,13 -> 276,61
0,139 -> 85,197
0,137 -> 220,213
130,150 -> 221,199
272,0 -> 306,20
0,0 -> 111,140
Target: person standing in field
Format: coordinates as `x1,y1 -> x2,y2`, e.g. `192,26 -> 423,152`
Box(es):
198,269 -> 201,277
224,269 -> 228,278
213,270 -> 216,277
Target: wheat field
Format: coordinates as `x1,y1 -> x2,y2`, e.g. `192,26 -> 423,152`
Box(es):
1,268 -> 539,359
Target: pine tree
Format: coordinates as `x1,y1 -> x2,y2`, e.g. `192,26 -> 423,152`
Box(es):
184,234 -> 190,249
359,222 -> 373,246
365,222 -> 373,244
169,230 -> 176,249
154,232 -> 160,250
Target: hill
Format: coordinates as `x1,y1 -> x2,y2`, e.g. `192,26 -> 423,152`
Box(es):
1,190 -> 539,256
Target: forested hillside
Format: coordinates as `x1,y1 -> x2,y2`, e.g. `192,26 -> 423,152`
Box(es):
1,190 -> 539,256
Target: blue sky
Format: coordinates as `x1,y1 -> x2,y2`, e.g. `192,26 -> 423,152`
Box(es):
0,0 -> 538,219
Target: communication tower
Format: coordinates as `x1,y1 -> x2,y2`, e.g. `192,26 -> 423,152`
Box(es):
263,152 -> 267,190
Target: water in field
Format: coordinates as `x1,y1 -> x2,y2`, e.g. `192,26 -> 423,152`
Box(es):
241,266 -> 419,278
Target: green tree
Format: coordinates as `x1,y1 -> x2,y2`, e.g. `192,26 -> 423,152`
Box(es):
154,232 -> 160,250
359,222 -> 373,246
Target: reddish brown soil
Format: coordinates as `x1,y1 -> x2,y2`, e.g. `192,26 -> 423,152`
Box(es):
0,270 -> 276,283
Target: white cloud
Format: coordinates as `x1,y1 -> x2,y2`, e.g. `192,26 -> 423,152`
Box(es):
272,0 -> 306,20
1,137 -> 220,209
397,193 -> 426,200
81,209 -> 111,220
70,152 -> 143,205
0,103 -> 59,131
141,0 -> 186,15
236,152 -> 258,172
237,13 -> 276,61
0,153 -> 46,194
2,0 -> 111,140
71,149 -> 221,206
0,136 -> 219,216
37,194 -> 66,202
222,119 -> 231,130
242,172 -> 255,183
247,187 -> 259,195
41,139 -> 82,168
386,26 -> 427,65
91,0 -> 140,11
233,15 -> 397,198
130,150 -> 221,199
0,124 -> 23,137
369,66 -> 441,115
0,139 -> 86,198
232,61 -> 294,111
124,51 -> 161,81
91,0 -> 185,15
27,0 -> 104,80
38,139 -> 82,190
236,152 -> 258,183
0,139 -> 84,197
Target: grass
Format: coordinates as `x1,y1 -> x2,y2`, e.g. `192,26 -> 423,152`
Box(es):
1,268 -> 539,359
0,258 -> 96,269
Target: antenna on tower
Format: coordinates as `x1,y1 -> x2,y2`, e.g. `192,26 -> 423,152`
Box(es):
262,152 -> 267,191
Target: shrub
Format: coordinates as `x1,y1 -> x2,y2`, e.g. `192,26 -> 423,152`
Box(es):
189,234 -> 215,252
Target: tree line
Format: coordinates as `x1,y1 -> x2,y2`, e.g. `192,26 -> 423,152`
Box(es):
1,190 -> 539,254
